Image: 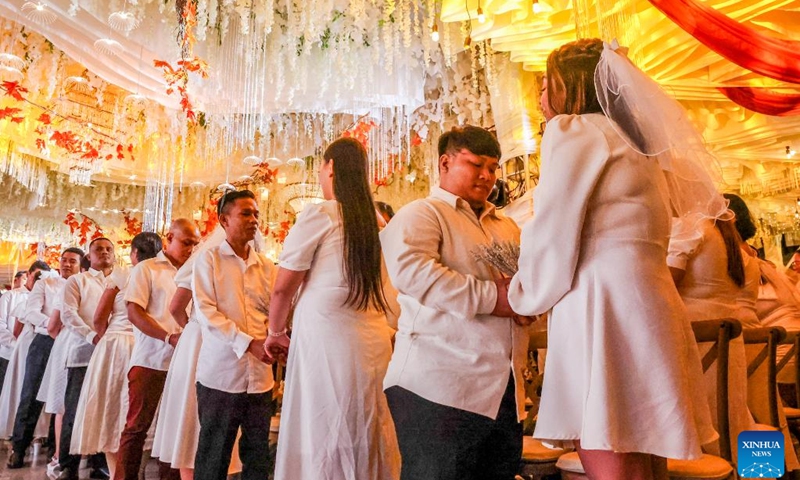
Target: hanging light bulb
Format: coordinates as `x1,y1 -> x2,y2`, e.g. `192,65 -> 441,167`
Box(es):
532,0 -> 543,14
477,5 -> 486,23
94,38 -> 123,56
22,2 -> 58,25
286,157 -> 305,167
788,146 -> 797,159
65,75 -> 91,92
124,92 -> 146,104
108,10 -> 140,34
0,53 -> 25,71
464,35 -> 472,50
431,23 -> 440,43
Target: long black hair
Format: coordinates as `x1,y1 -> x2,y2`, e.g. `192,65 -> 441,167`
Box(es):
325,137 -> 388,313
723,193 -> 757,242
715,218 -> 746,288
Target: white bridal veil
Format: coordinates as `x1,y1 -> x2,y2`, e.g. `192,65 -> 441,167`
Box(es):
594,40 -> 731,236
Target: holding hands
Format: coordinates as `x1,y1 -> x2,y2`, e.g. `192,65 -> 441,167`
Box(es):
263,332 -> 290,365
491,278 -> 515,317
492,277 -> 536,326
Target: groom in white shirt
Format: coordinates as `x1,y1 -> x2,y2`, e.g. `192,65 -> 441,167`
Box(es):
193,189 -> 276,480
58,239 -> 115,480
381,126 -> 530,480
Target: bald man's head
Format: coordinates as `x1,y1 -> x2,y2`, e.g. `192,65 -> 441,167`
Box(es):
164,218 -> 200,267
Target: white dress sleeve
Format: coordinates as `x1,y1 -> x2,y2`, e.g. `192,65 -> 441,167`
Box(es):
278,203 -> 333,272
508,115 -> 611,316
173,257 -> 194,290
106,267 -> 130,291
666,217 -> 705,271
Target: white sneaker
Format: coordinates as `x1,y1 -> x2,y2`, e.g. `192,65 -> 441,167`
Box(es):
46,457 -> 61,479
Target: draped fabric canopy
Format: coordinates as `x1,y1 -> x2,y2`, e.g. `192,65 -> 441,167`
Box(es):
718,88 -> 800,117
647,0 -> 800,85
439,0 -> 800,170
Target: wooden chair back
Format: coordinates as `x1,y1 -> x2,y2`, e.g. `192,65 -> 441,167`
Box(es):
691,319 -> 743,462
743,326 -> 787,428
777,332 -> 800,404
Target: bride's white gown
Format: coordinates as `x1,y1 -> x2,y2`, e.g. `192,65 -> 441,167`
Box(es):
274,201 -> 400,480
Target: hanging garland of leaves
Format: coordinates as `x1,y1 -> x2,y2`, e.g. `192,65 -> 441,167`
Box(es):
63,211 -> 104,246
28,243 -> 62,267
0,80 -> 135,162
155,0 -> 208,126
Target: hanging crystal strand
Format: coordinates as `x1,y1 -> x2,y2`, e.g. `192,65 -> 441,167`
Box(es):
471,43 -> 480,93
257,24 -> 268,140
442,20 -> 452,68
245,30 -> 255,151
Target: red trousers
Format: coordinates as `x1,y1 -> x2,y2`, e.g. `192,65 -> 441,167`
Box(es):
113,366 -> 178,480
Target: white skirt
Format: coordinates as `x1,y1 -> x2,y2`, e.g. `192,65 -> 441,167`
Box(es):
274,301 -> 400,480
71,332 -> 134,454
0,329 -> 49,438
38,330 -> 72,415
151,321 -> 242,472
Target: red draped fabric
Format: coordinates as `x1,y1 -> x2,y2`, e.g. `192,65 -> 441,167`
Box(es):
718,87 -> 800,117
647,0 -> 800,84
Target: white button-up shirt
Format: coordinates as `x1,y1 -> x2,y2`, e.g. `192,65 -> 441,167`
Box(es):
0,287 -> 28,359
380,186 -> 529,421
61,269 -> 107,367
193,240 -> 276,394
125,251 -> 180,372
24,276 -> 67,336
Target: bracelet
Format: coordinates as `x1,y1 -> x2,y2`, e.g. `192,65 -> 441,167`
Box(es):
268,329 -> 287,338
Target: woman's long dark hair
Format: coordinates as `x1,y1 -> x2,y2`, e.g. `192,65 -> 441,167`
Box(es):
325,137 -> 388,313
716,218 -> 746,288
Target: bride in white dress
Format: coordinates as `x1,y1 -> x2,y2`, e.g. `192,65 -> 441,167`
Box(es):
508,39 -> 717,479
266,137 -> 400,480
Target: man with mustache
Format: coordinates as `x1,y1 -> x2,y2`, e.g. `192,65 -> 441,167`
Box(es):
192,190 -> 276,480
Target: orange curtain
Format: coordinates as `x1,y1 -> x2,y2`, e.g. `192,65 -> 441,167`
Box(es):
647,0 -> 800,84
718,87 -> 800,117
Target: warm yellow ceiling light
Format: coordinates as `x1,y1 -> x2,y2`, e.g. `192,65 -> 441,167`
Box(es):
431,23 -> 440,43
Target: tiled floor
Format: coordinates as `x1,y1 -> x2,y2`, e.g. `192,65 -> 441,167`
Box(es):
0,446 -> 50,480
0,435 -> 278,480
0,444 -> 166,480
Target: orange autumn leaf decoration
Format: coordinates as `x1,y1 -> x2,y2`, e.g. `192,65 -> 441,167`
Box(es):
117,211 -> 143,249
64,212 -> 104,247
0,77 -> 136,162
1,81 -> 28,101
155,0 -> 208,126
0,106 -> 24,123
29,243 -> 63,268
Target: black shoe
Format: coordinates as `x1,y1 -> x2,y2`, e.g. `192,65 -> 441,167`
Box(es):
89,467 -> 110,480
55,468 -> 78,480
6,450 -> 24,469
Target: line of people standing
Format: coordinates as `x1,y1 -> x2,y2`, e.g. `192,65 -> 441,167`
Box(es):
0,36 -> 752,480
